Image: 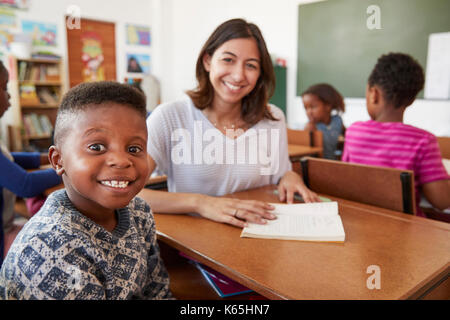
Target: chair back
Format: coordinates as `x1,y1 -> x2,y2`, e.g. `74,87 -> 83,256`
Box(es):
436,136 -> 450,159
300,157 -> 416,214
287,129 -> 323,148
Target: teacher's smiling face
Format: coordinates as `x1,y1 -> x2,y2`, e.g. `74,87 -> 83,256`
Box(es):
203,37 -> 261,109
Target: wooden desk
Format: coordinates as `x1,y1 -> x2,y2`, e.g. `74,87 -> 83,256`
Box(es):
154,185 -> 450,300
288,144 -> 322,161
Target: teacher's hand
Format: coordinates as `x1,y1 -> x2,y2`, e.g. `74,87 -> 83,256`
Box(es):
277,170 -> 321,204
196,195 -> 276,228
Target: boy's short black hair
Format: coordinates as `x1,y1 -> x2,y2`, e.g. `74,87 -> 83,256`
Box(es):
368,53 -> 424,108
54,81 -> 146,145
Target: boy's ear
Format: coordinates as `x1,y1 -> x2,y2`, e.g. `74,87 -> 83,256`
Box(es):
202,53 -> 211,72
48,145 -> 65,176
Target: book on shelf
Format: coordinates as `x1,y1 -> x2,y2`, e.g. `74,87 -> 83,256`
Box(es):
30,113 -> 44,136
241,202 -> 346,243
17,60 -> 60,82
45,65 -> 60,81
31,52 -> 61,61
195,263 -> 253,298
22,115 -> 36,137
20,84 -> 40,105
38,114 -> 53,134
36,87 -> 58,104
22,114 -> 53,137
18,61 -> 28,81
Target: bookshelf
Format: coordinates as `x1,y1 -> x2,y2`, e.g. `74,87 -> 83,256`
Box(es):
8,56 -> 66,151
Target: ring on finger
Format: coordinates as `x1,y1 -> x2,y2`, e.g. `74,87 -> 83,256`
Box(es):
233,209 -> 239,218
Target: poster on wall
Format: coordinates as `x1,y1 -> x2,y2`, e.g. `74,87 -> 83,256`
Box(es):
0,0 -> 29,10
127,53 -> 150,74
0,29 -> 13,48
21,20 -> 57,46
0,7 -> 16,27
126,24 -> 150,46
81,31 -> 105,82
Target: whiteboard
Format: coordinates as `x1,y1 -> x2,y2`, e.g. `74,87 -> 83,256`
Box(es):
424,32 -> 450,100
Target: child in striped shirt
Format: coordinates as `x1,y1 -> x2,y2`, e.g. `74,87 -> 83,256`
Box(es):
342,53 -> 450,217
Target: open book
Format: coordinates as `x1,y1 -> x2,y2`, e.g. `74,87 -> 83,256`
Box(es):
241,202 -> 345,242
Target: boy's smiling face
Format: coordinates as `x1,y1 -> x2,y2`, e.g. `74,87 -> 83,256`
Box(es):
50,103 -> 149,218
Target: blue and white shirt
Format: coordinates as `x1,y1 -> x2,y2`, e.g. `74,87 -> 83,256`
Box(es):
0,189 -> 172,300
315,114 -> 344,160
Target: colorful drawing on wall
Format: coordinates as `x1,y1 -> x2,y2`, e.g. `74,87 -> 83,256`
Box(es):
21,20 -> 56,46
126,24 -> 150,46
0,0 -> 29,10
0,7 -> 16,27
81,31 -> 105,82
0,29 -> 13,48
127,53 -> 150,74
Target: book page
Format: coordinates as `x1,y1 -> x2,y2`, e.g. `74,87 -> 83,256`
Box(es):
241,202 -> 345,242
270,202 -> 338,216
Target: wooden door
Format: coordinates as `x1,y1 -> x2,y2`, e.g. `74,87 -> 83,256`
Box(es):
66,17 -> 116,88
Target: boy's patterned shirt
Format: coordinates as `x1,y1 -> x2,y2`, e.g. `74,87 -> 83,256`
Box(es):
0,189 -> 172,300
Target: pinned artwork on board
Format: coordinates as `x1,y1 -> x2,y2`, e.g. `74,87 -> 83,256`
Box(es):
0,29 -> 13,49
0,0 -> 29,10
21,20 -> 57,46
126,24 -> 150,46
0,7 -> 16,27
127,53 -> 150,74
81,31 -> 105,82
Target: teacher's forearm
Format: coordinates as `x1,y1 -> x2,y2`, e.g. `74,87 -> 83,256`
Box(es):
137,188 -> 204,214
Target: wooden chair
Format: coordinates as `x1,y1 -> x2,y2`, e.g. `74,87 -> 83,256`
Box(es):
436,136 -> 450,159
287,128 -> 323,150
144,175 -> 168,190
300,157 -> 416,215
287,129 -> 323,172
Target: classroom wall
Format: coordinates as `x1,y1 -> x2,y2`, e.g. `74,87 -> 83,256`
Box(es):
0,0 -> 154,144
155,0 -> 450,137
1,0 -> 449,145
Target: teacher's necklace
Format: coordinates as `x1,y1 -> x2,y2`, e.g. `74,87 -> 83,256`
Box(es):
203,110 -> 246,131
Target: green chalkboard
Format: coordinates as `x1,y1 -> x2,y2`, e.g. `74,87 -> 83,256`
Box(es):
297,0 -> 450,98
270,65 -> 287,115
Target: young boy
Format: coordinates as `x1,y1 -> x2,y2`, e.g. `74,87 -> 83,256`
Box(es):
0,82 -> 173,299
342,53 -> 450,217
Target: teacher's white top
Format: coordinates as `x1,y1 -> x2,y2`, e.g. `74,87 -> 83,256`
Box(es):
146,96 -> 292,196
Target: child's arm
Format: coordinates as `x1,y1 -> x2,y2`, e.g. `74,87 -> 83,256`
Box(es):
422,179 -> 450,211
10,152 -> 42,169
0,152 -> 61,197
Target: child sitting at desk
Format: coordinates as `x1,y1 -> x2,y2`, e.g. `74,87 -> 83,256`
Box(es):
301,83 -> 345,159
0,61 -> 61,265
0,81 -> 172,299
342,52 -> 450,217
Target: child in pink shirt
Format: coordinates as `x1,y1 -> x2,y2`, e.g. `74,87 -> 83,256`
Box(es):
342,53 -> 450,217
